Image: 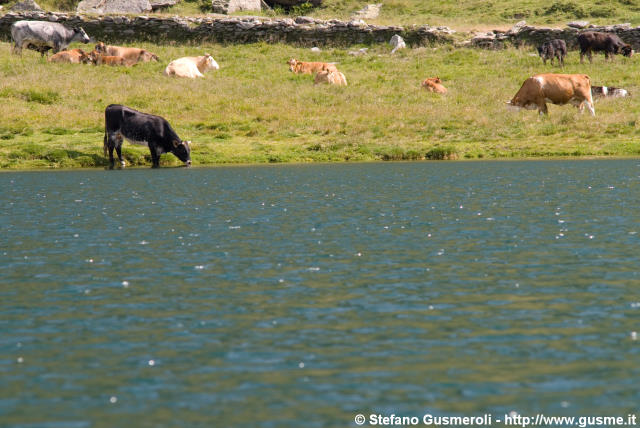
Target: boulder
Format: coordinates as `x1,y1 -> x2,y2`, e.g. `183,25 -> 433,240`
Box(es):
10,0 -> 43,11
567,20 -> 589,29
390,34 -> 406,53
77,0 -> 152,14
211,0 -> 261,14
351,3 -> 381,20
150,0 -> 179,10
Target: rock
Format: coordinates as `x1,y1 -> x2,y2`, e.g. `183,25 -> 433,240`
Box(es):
310,46 -> 321,52
150,0 -> 179,11
77,0 -> 152,13
10,0 -> 43,11
567,20 -> 589,29
390,34 -> 406,53
348,47 -> 368,56
351,3 -> 381,20
211,0 -> 261,14
507,20 -> 527,34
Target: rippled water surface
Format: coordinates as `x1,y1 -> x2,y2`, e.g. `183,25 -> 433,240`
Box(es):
1,160 -> 640,427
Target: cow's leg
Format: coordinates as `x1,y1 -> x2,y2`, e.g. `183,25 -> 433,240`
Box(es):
537,102 -> 548,115
588,51 -> 593,63
585,100 -> 595,116
105,132 -> 116,169
115,134 -> 125,167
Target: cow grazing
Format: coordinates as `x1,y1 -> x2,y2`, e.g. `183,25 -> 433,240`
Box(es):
47,48 -> 90,64
314,70 -> 348,86
104,104 -> 191,168
577,31 -> 634,63
537,39 -> 567,66
421,77 -> 447,94
506,73 -> 595,116
591,85 -> 630,99
11,20 -> 90,55
94,42 -> 159,65
288,58 -> 338,74
164,54 -> 219,78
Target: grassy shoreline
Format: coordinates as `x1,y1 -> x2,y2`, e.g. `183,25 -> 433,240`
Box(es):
1,40 -> 639,170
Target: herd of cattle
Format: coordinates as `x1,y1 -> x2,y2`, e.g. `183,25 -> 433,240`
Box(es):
7,19 -> 637,167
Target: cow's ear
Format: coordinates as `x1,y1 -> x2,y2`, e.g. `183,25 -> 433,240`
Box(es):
185,140 -> 192,147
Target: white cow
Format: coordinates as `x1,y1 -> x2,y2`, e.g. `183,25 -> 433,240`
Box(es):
164,54 -> 219,78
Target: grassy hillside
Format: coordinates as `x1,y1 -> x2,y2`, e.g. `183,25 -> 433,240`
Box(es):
0,40 -> 639,169
12,0 -> 640,28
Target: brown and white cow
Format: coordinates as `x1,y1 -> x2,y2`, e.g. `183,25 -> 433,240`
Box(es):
288,58 -> 337,74
591,85 -> 630,99
47,48 -> 90,64
94,42 -> 159,66
421,77 -> 447,94
314,70 -> 347,86
506,73 -> 595,116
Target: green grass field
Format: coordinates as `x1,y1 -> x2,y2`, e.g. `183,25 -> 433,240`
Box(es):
28,0 -> 640,29
0,40 -> 639,169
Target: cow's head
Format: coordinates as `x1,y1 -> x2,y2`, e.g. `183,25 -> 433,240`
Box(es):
287,58 -> 298,72
87,50 -> 101,65
621,44 -> 634,57
203,54 -> 219,71
506,99 -> 538,112
95,42 -> 107,53
140,50 -> 159,62
73,27 -> 91,44
172,140 -> 191,166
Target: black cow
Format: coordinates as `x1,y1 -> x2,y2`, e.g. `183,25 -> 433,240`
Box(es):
104,104 -> 191,168
577,31 -> 634,63
537,39 -> 567,66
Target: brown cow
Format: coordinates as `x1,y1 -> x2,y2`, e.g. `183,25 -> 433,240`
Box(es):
421,77 -> 447,94
94,42 -> 159,65
506,73 -> 595,116
288,58 -> 337,74
89,50 -> 127,66
47,48 -> 90,64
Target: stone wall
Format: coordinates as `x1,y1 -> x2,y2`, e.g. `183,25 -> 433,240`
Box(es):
0,11 -> 453,46
1,11 -> 640,50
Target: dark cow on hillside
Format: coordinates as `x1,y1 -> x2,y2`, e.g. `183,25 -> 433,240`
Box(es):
104,104 -> 191,168
537,39 -> 567,66
11,21 -> 90,56
577,31 -> 634,63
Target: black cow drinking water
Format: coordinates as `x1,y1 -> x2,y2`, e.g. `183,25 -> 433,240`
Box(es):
537,39 -> 567,66
577,31 -> 634,63
104,104 -> 191,168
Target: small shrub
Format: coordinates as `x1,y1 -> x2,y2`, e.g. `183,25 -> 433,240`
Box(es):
425,146 -> 457,160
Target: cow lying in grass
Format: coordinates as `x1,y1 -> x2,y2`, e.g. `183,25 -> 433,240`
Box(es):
288,58 -> 337,74
48,48 -> 91,64
314,70 -> 347,86
94,42 -> 159,65
89,50 -> 128,66
421,77 -> 447,94
164,54 -> 219,78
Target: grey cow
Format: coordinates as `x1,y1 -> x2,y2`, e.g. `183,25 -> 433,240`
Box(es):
11,20 -> 90,56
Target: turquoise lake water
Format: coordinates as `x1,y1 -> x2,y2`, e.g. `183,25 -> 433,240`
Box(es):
1,160 -> 639,427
